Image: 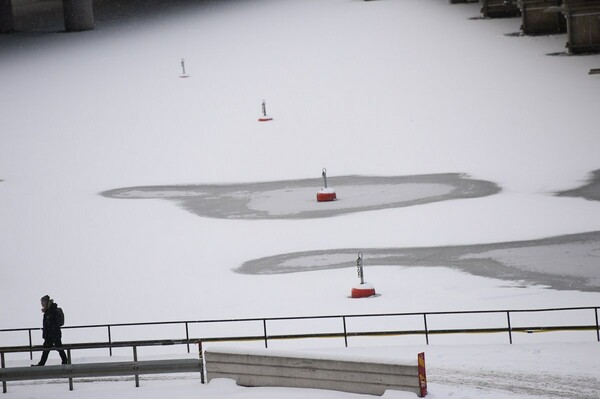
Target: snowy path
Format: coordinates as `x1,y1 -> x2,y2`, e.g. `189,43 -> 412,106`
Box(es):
433,368 -> 600,399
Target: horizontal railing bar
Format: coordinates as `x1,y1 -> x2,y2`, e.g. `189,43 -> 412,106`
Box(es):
261,325 -> 600,340
0,339 -> 198,354
2,306 -> 598,334
2,325 -> 598,355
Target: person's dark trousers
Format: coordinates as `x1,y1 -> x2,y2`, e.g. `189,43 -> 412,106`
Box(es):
38,338 -> 68,365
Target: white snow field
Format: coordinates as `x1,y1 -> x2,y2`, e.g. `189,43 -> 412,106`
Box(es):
1,0 -> 600,398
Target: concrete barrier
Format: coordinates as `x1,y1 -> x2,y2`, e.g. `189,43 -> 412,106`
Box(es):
480,0 -> 521,18
518,0 -> 566,35
0,0 -> 14,33
561,0 -> 600,54
205,348 -> 427,397
63,0 -> 94,31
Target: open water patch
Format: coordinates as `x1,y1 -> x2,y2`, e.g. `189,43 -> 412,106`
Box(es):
556,169 -> 600,202
237,231 -> 600,292
100,173 -> 500,220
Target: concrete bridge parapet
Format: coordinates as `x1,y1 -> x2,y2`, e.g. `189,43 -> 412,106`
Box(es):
0,0 -> 15,33
63,0 -> 94,31
0,0 -> 94,33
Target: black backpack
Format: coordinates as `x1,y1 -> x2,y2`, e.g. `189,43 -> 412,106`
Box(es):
56,307 -> 65,327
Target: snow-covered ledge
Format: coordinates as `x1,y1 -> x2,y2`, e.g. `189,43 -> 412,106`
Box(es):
205,347 -> 427,397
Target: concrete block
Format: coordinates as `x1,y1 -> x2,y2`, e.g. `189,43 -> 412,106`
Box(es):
519,0 -> 566,35
63,0 -> 93,31
205,349 -> 424,397
480,0 -> 521,18
562,0 -> 600,53
0,0 -> 14,33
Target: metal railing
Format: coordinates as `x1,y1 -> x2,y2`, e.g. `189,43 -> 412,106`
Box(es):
2,306 -> 598,394
1,306 -> 599,362
1,357 -> 204,393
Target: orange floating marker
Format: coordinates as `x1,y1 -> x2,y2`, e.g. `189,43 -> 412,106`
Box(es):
317,168 -> 336,202
351,253 -> 377,298
317,188 -> 337,202
351,283 -> 376,298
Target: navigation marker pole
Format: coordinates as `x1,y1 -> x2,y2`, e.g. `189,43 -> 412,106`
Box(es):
258,99 -> 273,121
351,252 -> 376,298
180,58 -> 189,78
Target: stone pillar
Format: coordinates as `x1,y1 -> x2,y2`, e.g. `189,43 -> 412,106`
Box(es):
63,0 -> 94,31
0,0 -> 14,33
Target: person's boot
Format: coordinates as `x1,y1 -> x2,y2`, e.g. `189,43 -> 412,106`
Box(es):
60,353 -> 69,365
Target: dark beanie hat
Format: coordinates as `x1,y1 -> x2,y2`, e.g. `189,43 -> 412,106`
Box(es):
41,295 -> 50,302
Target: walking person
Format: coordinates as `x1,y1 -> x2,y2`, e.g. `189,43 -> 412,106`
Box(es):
34,295 -> 68,366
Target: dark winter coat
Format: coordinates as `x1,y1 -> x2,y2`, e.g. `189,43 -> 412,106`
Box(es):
42,301 -> 62,340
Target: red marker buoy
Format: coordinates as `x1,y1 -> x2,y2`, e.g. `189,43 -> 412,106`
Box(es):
351,253 -> 376,298
317,188 -> 337,202
316,168 -> 336,202
351,282 -> 376,298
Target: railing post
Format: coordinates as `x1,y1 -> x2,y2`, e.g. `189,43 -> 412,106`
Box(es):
595,307 -> 599,343
107,325 -> 112,356
423,314 -> 429,345
67,349 -> 73,391
185,322 -> 190,353
342,317 -> 348,348
133,345 -> 139,388
28,329 -> 33,360
197,341 -> 205,384
2,352 -> 6,393
263,319 -> 268,348
507,311 -> 513,344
